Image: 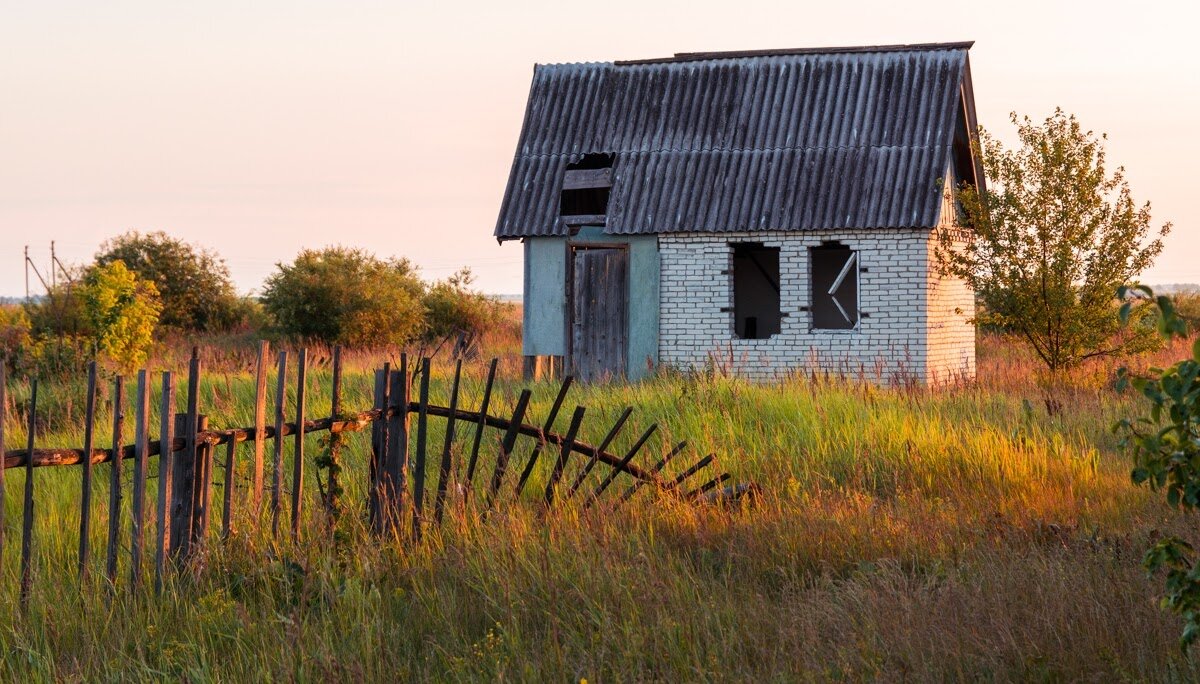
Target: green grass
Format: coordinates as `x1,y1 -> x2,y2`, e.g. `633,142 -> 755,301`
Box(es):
0,337 -> 1196,681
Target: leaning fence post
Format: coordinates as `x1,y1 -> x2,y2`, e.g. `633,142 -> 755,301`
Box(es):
169,413 -> 208,562
433,359 -> 462,527
566,407 -> 633,501
78,361 -> 98,585
105,376 -> 126,587
515,376 -> 574,498
486,389 -> 532,511
465,359 -> 497,490
543,406 -> 586,509
19,378 -> 38,613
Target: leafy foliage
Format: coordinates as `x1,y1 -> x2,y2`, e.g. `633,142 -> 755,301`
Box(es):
261,246 -> 426,347
80,261 -> 163,371
96,231 -> 242,332
1115,285 -> 1200,648
940,109 -> 1170,371
422,268 -> 501,350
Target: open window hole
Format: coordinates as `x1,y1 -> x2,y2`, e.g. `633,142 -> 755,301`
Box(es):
731,242 -> 781,340
560,153 -> 614,220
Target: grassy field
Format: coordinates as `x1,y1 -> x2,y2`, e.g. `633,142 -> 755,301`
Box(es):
0,328 -> 1196,681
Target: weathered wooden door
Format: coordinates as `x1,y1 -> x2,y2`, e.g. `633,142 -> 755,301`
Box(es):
570,246 -> 628,382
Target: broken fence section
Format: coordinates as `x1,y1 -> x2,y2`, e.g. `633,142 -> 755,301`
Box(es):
0,344 -> 746,607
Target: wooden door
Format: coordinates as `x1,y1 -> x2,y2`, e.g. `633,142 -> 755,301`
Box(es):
570,246 -> 628,382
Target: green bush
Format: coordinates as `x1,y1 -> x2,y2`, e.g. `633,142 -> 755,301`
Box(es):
261,247 -> 426,347
96,230 -> 241,332
423,268 -> 501,352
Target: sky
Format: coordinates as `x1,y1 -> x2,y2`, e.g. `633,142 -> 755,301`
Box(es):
2,0 -> 1197,297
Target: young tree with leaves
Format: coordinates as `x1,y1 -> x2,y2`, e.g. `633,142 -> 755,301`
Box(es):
939,109 -> 1170,371
80,261 -> 162,371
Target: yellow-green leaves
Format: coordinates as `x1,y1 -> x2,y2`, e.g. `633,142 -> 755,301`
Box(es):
80,260 -> 162,372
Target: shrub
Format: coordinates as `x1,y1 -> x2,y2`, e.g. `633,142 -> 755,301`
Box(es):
423,268 -> 501,353
261,247 -> 425,347
96,231 -> 241,332
80,261 -> 163,371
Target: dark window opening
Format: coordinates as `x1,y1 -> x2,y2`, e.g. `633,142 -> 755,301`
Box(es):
731,243 -> 781,340
811,242 -> 859,330
561,153 -> 613,223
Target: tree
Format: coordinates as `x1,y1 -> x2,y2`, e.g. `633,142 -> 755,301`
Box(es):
1116,287 -> 1200,648
80,261 -> 162,371
938,109 -> 1170,371
261,247 -> 426,347
96,231 -> 241,332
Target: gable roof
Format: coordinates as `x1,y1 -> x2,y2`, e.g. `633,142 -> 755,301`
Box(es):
494,42 -> 980,240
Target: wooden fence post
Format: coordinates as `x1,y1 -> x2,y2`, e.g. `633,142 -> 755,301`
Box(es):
130,370 -> 150,590
155,372 -> 175,594
543,406 -> 586,509
382,357 -> 410,533
411,358 -> 430,541
105,376 -> 126,587
270,350 -> 287,538
465,359 -> 497,489
433,359 -> 462,527
368,364 -> 390,533
169,413 -> 208,562
252,340 -> 269,509
78,361 -> 97,584
291,348 -> 307,543
19,378 -> 38,613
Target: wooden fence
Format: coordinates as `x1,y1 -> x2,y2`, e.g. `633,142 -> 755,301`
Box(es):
0,343 -> 734,610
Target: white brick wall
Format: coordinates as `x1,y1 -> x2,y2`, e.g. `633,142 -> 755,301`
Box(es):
657,224 -> 976,385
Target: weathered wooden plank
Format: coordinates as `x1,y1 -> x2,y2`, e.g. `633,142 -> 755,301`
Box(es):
19,378 -> 37,613
187,352 -> 212,549
586,424 -> 658,507
486,389 -> 532,511
252,340 -> 269,508
618,441 -> 687,504
324,345 -> 343,522
543,406 -> 585,509
433,359 -> 462,526
686,473 -> 734,499
78,361 -> 98,584
105,376 -> 126,586
464,358 -> 497,489
291,348 -> 308,542
130,370 -> 150,590
383,357 -> 410,533
562,167 -> 612,190
154,372 -> 175,595
221,436 -> 236,541
515,376 -> 574,498
566,407 -> 632,500
668,454 -> 715,490
270,350 -> 288,538
368,365 -> 389,533
411,358 -> 430,541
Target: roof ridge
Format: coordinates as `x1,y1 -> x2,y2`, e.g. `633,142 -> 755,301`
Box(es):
615,41 -> 973,66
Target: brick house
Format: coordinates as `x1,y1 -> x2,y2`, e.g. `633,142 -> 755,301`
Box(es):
494,42 -> 983,384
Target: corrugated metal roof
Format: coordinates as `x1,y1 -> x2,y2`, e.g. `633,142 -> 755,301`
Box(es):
495,42 -> 976,240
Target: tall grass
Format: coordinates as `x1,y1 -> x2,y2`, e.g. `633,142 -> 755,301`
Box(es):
0,332 -> 1194,680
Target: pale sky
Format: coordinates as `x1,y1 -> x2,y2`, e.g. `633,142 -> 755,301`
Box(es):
2,1 -> 1197,297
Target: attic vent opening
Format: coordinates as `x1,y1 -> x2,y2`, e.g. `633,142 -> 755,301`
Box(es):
731,243 -> 781,340
811,242 -> 859,330
560,153 -> 613,225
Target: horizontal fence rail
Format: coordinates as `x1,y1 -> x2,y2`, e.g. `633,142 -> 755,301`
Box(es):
0,343 -> 748,609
